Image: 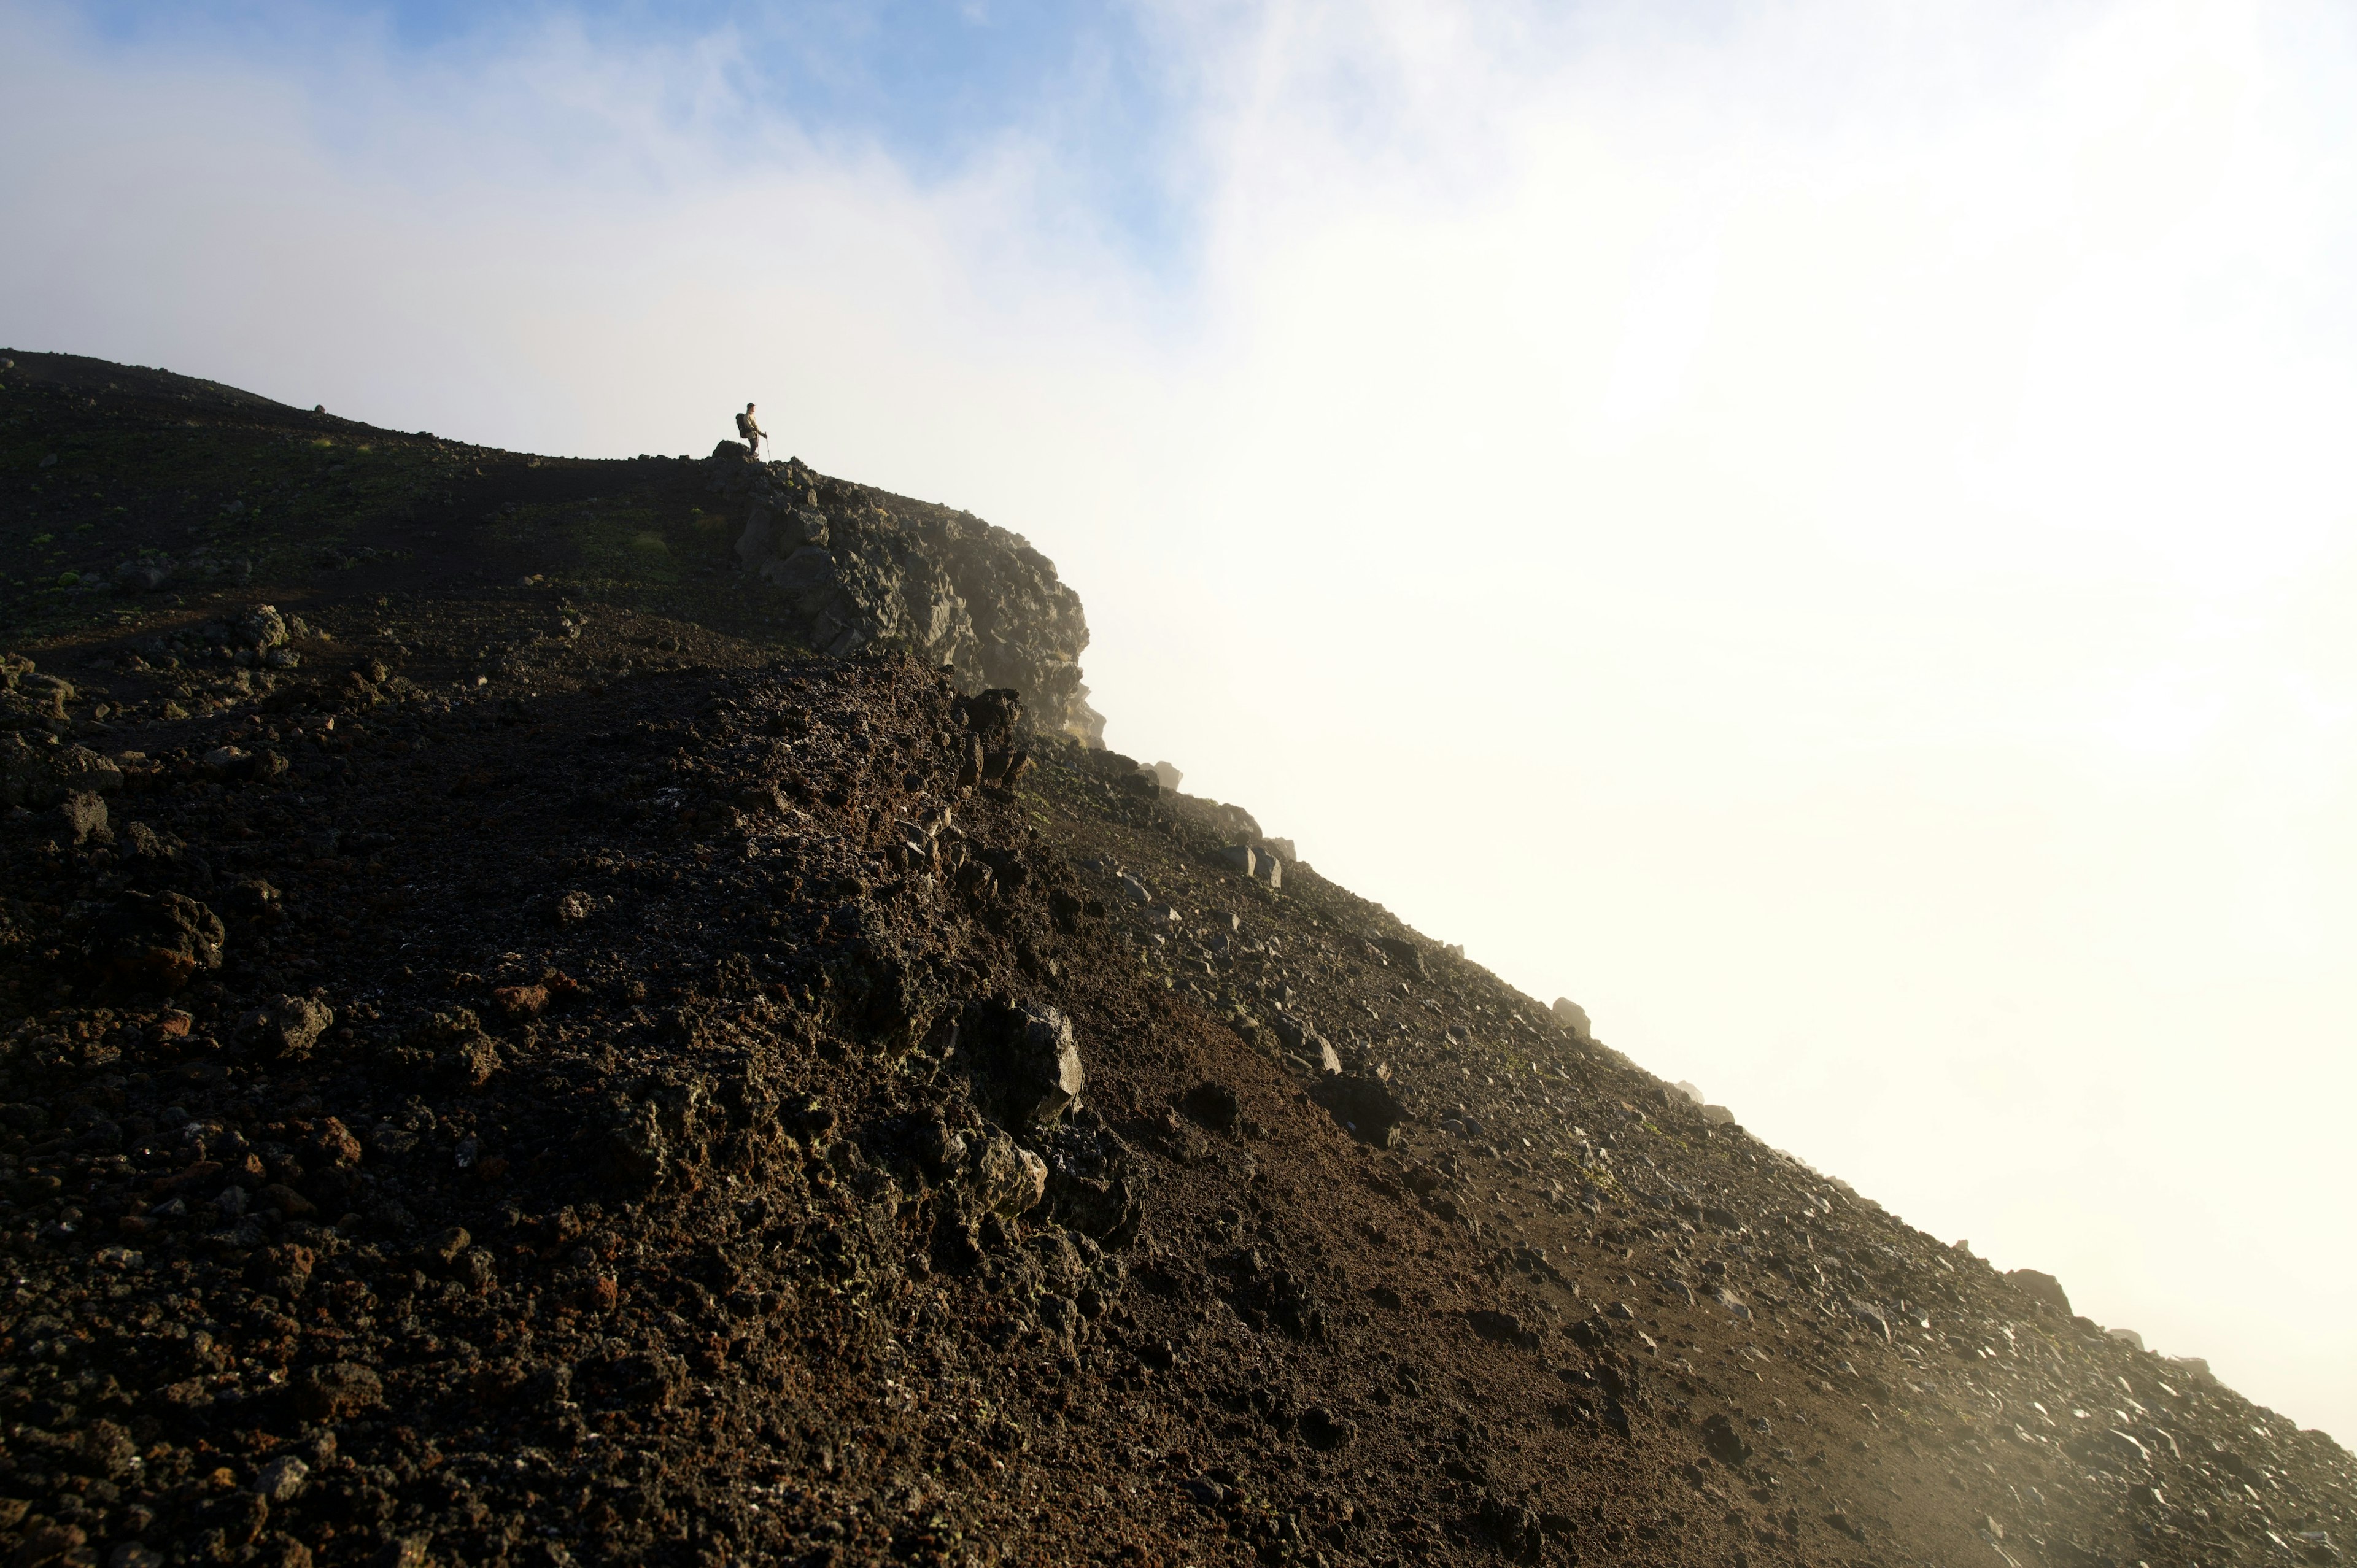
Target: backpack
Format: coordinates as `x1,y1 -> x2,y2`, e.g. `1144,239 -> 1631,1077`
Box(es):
734,411 -> 751,439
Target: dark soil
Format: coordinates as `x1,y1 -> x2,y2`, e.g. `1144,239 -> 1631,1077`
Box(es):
1,352 -> 2351,1568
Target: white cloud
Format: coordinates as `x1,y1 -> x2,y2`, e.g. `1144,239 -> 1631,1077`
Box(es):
7,0 -> 2357,1440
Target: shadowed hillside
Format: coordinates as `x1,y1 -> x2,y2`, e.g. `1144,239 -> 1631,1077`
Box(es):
1,349 -> 2349,1568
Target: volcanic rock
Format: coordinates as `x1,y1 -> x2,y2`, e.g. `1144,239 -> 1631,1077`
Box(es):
0,350 -> 2341,1568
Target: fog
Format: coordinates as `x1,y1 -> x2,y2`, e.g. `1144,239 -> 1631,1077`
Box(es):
6,0 -> 2355,1440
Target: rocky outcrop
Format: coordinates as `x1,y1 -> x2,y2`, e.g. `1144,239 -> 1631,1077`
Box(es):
716,444 -> 1104,743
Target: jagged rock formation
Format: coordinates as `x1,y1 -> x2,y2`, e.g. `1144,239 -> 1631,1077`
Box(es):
716,444 -> 1104,743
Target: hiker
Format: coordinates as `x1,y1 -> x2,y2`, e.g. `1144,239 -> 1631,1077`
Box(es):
735,403 -> 767,458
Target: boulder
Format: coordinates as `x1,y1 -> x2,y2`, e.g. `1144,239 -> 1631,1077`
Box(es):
1552,997 -> 1593,1040
238,995 -> 336,1061
1373,937 -> 1425,978
1312,1073 -> 1409,1146
969,1000 -> 1085,1126
2005,1268 -> 2072,1316
971,1131 -> 1048,1215
1271,1014 -> 1340,1073
1699,1413 -> 1753,1467
236,604 -> 290,650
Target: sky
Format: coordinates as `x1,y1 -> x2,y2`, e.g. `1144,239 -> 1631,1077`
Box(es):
6,0 -> 2356,1441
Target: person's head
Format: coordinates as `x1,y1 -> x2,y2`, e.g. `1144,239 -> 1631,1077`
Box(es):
746,403 -> 756,414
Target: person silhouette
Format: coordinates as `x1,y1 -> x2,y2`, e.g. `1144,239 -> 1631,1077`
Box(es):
735,403 -> 767,458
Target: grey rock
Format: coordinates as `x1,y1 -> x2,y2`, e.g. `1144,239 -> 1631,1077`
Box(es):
975,1002 -> 1085,1126
1700,1413 -> 1752,1466
971,1131 -> 1047,1215
1218,844 -> 1257,878
420,1225 -> 472,1267
736,498 -> 829,571
252,1453 -> 310,1503
236,604 -> 289,651
1552,997 -> 1593,1040
1271,1013 -> 1340,1073
238,995 -> 335,1061
723,451 -> 1102,741
1150,760 -> 1182,792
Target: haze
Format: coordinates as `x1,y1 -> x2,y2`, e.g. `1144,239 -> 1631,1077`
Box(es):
6,0 -> 2355,1442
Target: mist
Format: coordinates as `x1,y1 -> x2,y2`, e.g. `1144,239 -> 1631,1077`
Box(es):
6,0 -> 2356,1440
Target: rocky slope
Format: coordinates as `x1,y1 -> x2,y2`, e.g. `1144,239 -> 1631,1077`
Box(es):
0,352 -> 2351,1568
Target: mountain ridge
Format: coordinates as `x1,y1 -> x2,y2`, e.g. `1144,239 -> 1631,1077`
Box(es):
0,349 -> 2348,1568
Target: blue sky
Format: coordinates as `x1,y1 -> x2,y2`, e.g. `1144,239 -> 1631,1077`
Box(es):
69,0 -> 1197,263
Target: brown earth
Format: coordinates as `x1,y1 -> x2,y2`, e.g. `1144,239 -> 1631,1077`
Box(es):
0,352 -> 2351,1568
